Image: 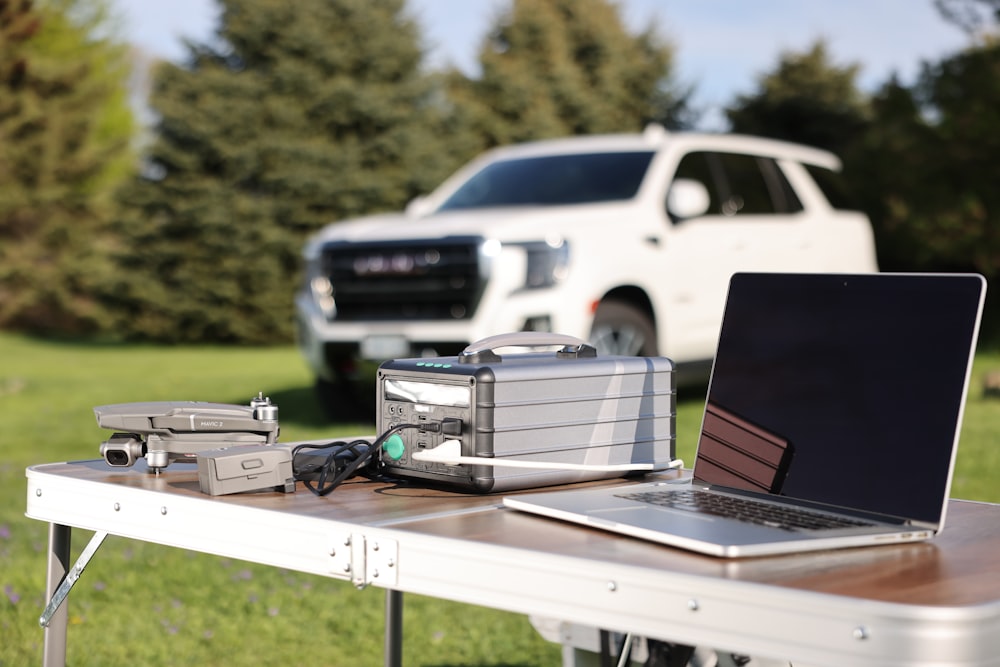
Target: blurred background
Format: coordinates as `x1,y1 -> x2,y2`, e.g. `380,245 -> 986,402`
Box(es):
2,0 -> 999,348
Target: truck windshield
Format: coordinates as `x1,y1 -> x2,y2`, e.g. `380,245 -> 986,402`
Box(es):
436,151 -> 655,211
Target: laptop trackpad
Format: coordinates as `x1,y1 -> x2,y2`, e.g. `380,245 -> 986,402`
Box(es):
586,504 -> 789,547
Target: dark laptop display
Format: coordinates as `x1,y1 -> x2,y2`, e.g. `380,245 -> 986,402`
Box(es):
698,273 -> 981,524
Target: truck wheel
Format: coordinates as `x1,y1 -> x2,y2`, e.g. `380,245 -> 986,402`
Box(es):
589,300 -> 657,357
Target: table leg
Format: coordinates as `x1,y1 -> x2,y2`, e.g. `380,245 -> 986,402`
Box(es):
384,589 -> 403,667
42,523 -> 71,667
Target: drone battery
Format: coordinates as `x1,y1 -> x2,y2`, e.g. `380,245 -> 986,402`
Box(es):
376,334 -> 675,493
197,445 -> 295,495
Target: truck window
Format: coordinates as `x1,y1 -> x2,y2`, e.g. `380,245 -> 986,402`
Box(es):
437,151 -> 655,211
671,152 -> 724,220
671,151 -> 803,219
803,164 -> 861,211
716,152 -> 794,215
758,157 -> 804,214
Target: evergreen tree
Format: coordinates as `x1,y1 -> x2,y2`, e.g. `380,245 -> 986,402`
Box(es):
858,42 -> 1000,281
0,0 -> 134,335
446,0 -> 691,150
106,0 -> 460,343
934,0 -> 1000,34
724,41 -> 869,156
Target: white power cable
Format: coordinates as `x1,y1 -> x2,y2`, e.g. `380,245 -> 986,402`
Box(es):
411,440 -> 683,472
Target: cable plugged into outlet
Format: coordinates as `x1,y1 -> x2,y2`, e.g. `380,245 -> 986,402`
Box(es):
417,417 -> 463,436
411,440 -> 463,465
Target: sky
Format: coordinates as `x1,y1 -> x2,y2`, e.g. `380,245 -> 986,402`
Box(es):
108,0 -> 971,129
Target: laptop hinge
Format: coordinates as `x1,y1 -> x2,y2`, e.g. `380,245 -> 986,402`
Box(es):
704,484 -> 913,526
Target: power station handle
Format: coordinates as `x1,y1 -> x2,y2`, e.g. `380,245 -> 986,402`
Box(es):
458,332 -> 597,364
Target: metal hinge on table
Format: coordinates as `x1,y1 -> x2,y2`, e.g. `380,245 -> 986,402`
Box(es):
39,531 -> 109,627
329,532 -> 398,589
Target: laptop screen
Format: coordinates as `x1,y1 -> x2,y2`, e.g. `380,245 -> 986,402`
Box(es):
694,273 -> 985,524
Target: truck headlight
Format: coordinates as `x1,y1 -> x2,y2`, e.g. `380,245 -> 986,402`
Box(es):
303,254 -> 336,317
520,238 -> 569,289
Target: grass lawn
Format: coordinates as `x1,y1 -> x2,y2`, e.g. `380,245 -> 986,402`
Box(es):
1,332 -> 999,665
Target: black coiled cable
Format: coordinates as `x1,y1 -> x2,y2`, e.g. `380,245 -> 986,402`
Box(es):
291,423 -> 417,496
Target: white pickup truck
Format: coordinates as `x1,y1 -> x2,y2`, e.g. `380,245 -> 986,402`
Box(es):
295,125 -> 877,411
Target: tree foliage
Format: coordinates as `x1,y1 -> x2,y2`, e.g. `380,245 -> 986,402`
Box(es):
725,41 -> 869,156
856,43 -> 1000,280
105,0 -> 461,343
446,0 -> 691,150
934,0 -> 1000,34
724,33 -> 1000,291
0,0 -> 134,335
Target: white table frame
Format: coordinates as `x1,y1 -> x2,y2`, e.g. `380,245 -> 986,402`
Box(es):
26,460 -> 1000,667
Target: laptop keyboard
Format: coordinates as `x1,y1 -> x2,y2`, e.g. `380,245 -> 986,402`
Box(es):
616,489 -> 875,532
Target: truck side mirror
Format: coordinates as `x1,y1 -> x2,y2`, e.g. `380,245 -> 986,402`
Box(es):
667,179 -> 711,220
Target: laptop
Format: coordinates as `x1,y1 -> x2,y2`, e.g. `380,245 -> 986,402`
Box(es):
503,273 -> 987,557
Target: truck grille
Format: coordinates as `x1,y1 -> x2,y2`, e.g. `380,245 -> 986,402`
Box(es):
320,236 -> 486,321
